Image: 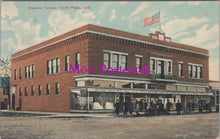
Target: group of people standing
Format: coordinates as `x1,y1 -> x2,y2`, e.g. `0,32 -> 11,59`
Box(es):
114,99 -> 183,116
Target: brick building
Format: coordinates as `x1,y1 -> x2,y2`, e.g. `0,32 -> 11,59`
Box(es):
11,24 -> 211,112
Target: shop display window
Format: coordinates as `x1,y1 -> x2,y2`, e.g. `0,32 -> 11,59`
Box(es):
89,92 -> 115,110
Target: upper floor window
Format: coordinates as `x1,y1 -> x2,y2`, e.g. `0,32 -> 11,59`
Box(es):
31,85 -> 34,96
25,86 -> 28,96
150,59 -> 155,74
25,66 -> 28,78
28,66 -> 31,77
104,52 -> 110,68
198,66 -> 202,78
19,68 -> 22,80
121,55 -> 127,69
178,63 -> 183,77
65,55 -> 70,71
112,54 -> 119,68
150,57 -> 172,76
14,69 -> 17,80
38,85 -> 42,96
47,58 -> 60,75
193,65 -> 197,78
188,65 -> 193,78
103,51 -> 128,69
136,57 -> 141,72
188,63 -> 202,79
32,65 -> 35,77
46,83 -> 50,95
75,52 -> 80,67
25,65 -> 35,79
168,61 -> 171,74
52,59 -> 56,74
56,82 -> 60,95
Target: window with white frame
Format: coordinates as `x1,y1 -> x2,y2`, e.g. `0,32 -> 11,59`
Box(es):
38,85 -> 42,96
188,63 -> 202,79
188,65 -> 192,78
46,83 -> 50,95
150,57 -> 172,75
103,51 -> 128,69
65,55 -> 70,71
75,52 -> 80,67
31,85 -> 34,96
25,65 -> 35,79
47,58 -> 60,75
150,59 -> 156,74
56,82 -> 60,95
198,66 -> 202,78
121,55 -> 127,69
32,65 -> 35,78
19,68 -> 22,80
178,62 -> 183,77
136,57 -> 141,72
104,52 -> 110,68
112,54 -> 119,68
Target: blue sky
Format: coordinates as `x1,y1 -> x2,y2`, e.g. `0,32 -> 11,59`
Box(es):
1,1 -> 219,80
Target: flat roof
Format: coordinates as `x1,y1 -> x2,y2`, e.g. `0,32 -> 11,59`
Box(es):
11,24 -> 209,59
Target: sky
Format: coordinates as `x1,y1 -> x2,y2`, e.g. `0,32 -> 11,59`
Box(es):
1,1 -> 219,81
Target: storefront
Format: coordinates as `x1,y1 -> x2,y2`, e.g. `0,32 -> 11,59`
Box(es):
70,87 -> 212,112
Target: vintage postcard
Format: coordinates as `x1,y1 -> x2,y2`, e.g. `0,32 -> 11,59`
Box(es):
0,1 -> 219,139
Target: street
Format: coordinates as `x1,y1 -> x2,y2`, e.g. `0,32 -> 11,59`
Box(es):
0,112 -> 219,139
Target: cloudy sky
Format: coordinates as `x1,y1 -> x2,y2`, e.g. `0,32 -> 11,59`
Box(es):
1,1 -> 219,81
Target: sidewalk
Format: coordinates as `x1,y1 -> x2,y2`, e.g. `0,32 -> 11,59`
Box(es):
0,110 -> 114,119
0,109 -> 218,119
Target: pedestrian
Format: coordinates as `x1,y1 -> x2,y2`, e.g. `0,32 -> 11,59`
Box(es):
176,100 -> 181,115
135,99 -> 138,109
198,100 -> 202,113
115,100 -> 120,115
128,100 -> 133,115
144,100 -> 148,115
188,102 -> 191,113
208,102 -> 212,113
166,99 -> 172,115
192,102 -> 195,111
123,100 -> 129,116
139,99 -> 144,112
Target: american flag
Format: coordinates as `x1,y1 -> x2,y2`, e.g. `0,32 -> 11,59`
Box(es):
143,12 -> 160,28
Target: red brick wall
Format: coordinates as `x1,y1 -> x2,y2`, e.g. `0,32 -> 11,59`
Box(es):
11,36 -> 89,112
87,34 -> 209,83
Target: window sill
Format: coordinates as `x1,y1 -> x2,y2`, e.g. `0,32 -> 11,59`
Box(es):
24,77 -> 35,80
188,77 -> 203,80
56,94 -> 61,96
47,73 -> 60,76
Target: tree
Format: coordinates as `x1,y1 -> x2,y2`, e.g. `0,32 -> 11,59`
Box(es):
0,56 -> 11,109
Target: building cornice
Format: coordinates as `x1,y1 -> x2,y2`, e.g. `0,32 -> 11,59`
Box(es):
11,28 -> 209,60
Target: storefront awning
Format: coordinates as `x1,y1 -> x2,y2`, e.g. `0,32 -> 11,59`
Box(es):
70,87 -> 212,96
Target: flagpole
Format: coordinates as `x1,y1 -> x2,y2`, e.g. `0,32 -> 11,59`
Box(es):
159,9 -> 161,32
